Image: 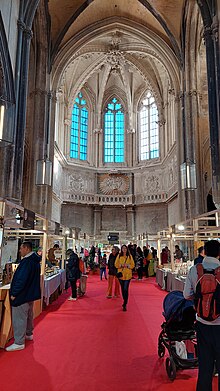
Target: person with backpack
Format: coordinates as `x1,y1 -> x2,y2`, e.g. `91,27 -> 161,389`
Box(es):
183,240 -> 220,391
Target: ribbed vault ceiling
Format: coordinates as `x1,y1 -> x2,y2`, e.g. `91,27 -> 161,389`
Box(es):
48,0 -> 184,123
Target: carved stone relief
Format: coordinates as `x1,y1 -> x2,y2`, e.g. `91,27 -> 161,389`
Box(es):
68,172 -> 95,194
144,174 -> 160,193
99,174 -> 130,195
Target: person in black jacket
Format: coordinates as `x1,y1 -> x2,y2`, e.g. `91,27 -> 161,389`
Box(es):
106,247 -> 120,298
66,249 -> 80,301
6,241 -> 41,352
194,246 -> 205,265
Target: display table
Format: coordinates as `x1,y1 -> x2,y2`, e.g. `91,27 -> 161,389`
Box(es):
0,270 -> 66,348
172,276 -> 186,292
43,269 -> 66,305
166,271 -> 179,291
156,268 -> 168,290
0,284 -> 12,349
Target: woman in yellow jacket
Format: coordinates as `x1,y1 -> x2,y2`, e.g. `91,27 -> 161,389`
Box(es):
115,244 -> 135,311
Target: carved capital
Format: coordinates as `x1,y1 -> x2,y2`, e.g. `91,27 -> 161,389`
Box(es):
24,28 -> 33,40
29,88 -> 48,98
157,119 -> 166,127
211,18 -> 219,42
168,88 -> 175,95
187,90 -> 198,97
17,20 -> 26,31
93,128 -> 103,134
64,118 -> 71,126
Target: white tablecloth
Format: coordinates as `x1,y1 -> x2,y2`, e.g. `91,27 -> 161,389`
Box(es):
43,270 -> 66,305
156,268 -> 167,290
166,271 -> 178,291
172,277 -> 186,292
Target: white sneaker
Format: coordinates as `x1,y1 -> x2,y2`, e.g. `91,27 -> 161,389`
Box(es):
6,343 -> 25,352
25,335 -> 33,341
68,297 -> 77,301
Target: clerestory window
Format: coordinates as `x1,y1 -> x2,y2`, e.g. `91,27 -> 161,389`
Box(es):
70,92 -> 88,160
139,91 -> 159,160
104,97 -> 124,163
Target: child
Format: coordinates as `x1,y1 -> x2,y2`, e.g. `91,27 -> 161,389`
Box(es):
100,254 -> 107,280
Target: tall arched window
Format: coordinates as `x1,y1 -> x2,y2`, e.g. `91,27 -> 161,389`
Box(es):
104,97 -> 124,163
70,92 -> 88,160
139,91 -> 159,160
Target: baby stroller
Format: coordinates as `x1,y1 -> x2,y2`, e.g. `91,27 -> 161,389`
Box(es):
158,290 -> 198,380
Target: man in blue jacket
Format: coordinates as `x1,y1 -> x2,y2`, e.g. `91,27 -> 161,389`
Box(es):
6,241 -> 41,351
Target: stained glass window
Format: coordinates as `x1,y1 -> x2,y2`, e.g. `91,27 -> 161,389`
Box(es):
104,97 -> 124,163
70,92 -> 88,160
140,91 -> 159,160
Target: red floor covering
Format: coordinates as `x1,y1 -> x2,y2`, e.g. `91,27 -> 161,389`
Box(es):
0,275 -> 218,391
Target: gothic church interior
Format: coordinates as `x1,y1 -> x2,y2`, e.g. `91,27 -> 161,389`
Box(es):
0,0 -> 219,244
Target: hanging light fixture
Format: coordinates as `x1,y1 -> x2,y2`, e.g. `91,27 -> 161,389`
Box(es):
36,158 -> 52,186
180,160 -> 197,189
0,96 -> 14,145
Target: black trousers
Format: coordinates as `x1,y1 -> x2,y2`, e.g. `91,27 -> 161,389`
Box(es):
70,279 -> 77,298
119,280 -> 131,307
196,321 -> 220,391
137,267 -> 143,279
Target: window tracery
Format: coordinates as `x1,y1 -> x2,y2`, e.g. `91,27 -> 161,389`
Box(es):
70,92 -> 88,160
139,91 -> 159,160
104,97 -> 124,163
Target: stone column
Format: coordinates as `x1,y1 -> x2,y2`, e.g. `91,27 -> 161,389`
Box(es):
94,205 -> 102,237
127,128 -> 135,167
197,3 -> 220,208
126,206 -> 135,239
93,128 -> 103,167
9,25 -> 33,202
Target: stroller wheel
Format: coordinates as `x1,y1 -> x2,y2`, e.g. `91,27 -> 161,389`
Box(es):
158,344 -> 165,358
166,357 -> 176,380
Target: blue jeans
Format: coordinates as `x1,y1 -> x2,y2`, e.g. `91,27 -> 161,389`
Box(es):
196,322 -> 220,391
100,268 -> 107,280
119,279 -> 131,307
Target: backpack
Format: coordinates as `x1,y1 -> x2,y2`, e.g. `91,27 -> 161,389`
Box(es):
194,264 -> 220,321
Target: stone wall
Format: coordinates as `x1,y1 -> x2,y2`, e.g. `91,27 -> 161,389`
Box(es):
135,204 -> 168,235
167,196 -> 180,226
61,204 -> 94,235
101,206 -> 126,231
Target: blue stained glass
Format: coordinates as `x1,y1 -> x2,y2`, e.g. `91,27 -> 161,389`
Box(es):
140,91 -> 159,160
70,93 -> 88,160
104,97 -> 124,163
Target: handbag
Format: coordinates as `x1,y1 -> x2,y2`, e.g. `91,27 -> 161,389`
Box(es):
116,271 -> 123,279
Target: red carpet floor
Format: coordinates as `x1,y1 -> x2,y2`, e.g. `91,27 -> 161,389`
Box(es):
0,276 -> 218,391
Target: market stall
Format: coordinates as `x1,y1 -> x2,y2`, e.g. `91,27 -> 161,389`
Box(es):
156,209 -> 220,293
0,200 -> 67,347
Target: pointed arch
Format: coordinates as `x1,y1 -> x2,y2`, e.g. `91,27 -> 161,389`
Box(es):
70,91 -> 88,160
104,96 -> 125,163
139,90 -> 159,160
